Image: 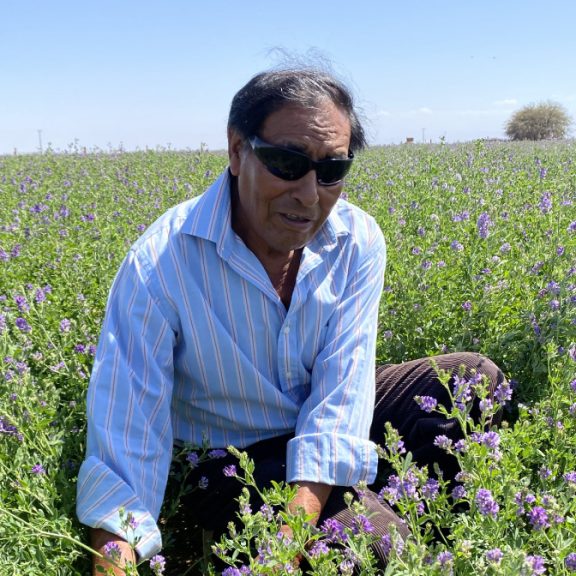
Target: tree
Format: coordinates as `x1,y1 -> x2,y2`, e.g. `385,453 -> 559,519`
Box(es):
505,101 -> 572,141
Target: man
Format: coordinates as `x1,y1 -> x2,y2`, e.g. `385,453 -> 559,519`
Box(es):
77,67 -> 505,574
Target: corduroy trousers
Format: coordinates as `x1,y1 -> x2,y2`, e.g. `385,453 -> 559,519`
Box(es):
172,352 -> 505,570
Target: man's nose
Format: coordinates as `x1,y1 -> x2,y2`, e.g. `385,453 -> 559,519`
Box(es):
290,170 -> 319,207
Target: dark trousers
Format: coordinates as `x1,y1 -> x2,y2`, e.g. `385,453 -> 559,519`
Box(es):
177,353 -> 505,568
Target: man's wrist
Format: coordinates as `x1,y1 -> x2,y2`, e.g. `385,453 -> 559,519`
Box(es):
91,528 -> 136,575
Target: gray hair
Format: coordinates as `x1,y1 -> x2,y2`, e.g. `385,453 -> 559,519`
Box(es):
227,68 -> 367,153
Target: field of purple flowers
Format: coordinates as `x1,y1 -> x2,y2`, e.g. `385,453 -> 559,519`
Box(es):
0,141 -> 575,575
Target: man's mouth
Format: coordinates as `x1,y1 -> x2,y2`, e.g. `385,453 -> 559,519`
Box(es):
282,213 -> 311,223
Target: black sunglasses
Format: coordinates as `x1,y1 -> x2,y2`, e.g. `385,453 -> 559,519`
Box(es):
248,135 -> 354,186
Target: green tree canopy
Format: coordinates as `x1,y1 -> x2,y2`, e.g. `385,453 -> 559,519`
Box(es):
505,101 -> 572,141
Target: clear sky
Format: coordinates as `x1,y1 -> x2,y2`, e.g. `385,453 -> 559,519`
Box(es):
2,0 -> 575,154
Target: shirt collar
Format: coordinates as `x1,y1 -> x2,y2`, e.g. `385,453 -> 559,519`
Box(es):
182,169 -> 350,256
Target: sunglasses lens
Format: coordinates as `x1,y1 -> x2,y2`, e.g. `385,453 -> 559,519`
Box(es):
255,147 -> 308,181
251,136 -> 353,185
316,161 -> 352,185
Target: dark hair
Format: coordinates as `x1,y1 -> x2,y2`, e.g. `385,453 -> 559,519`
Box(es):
227,68 -> 367,152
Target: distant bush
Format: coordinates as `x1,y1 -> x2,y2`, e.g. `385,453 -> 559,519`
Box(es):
505,101 -> 572,140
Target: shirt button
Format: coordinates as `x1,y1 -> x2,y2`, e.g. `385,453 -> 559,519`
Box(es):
284,325 -> 290,334
286,371 -> 292,378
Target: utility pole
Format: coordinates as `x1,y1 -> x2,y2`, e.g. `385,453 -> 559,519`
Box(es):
37,129 -> 43,153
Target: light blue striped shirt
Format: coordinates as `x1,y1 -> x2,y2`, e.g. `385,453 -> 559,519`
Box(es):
76,169 -> 386,559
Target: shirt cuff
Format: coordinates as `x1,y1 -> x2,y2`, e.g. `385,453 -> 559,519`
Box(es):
285,433 -> 378,486
76,456 -> 163,561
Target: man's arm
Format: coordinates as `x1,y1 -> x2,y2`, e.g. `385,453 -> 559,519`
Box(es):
77,248 -> 177,562
286,214 -> 387,488
91,529 -> 135,576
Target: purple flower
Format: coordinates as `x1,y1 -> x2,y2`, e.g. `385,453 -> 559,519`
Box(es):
539,192 -> 552,214
570,379 -> 576,392
568,221 -> 576,233
339,559 -> 355,575
125,512 -> 138,531
495,381 -> 513,404
34,288 -> 47,303
452,374 -> 473,408
321,518 -> 347,543
352,514 -> 374,534
422,478 -> 440,500
462,301 -> 472,312
565,553 -> 576,571
479,398 -> 493,413
15,317 -> 31,333
415,395 -> 438,412
454,439 -> 467,453
477,212 -> 492,239
186,452 -> 199,468
223,464 -> 237,477
259,504 -> 274,522
309,540 -> 330,557
471,431 -> 500,450
564,471 -> 576,485
486,548 -> 504,564
475,488 -> 499,518
524,554 -> 546,575
149,554 -> 166,575
500,242 -> 511,253
59,318 -> 71,333
434,435 -> 453,450
208,449 -> 227,459
0,416 -> 22,440
452,210 -> 470,222
31,464 -> 46,475
450,240 -> 464,252
437,551 -> 453,569
528,506 -> 550,530
103,541 -> 122,561
451,485 -> 467,500
198,476 -> 209,490
14,295 -> 29,312
539,467 -> 553,480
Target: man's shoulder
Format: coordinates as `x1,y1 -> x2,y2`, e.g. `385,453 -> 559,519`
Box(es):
332,198 -> 384,246
132,196 -> 201,251
132,170 -> 229,254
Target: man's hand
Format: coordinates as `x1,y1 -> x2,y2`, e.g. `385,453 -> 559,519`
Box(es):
289,481 -> 332,525
272,482 -> 332,569
91,528 -> 136,576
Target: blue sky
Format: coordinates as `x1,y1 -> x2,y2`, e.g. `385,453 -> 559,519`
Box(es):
2,0 -> 575,154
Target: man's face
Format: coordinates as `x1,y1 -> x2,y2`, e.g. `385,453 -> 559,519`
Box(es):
228,101 -> 352,260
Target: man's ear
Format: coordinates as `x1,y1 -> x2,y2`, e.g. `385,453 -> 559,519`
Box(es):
228,128 -> 244,177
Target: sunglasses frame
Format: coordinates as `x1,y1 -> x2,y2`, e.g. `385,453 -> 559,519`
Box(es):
248,135 -> 354,186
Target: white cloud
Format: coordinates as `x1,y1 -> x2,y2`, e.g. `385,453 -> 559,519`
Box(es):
375,109 -> 392,117
494,98 -> 517,106
455,108 -> 509,117
417,107 -> 433,114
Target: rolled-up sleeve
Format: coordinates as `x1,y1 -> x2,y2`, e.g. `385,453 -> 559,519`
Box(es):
286,224 -> 386,486
76,249 -> 176,560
